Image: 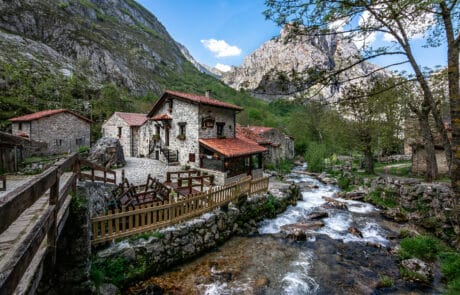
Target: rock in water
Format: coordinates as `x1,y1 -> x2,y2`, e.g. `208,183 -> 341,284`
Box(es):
88,137 -> 126,168
348,227 -> 363,238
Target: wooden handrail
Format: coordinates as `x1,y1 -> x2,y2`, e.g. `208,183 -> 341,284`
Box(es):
91,176 -> 269,244
0,154 -> 118,294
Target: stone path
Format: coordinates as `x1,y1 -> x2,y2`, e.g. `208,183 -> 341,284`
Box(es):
112,157 -> 170,185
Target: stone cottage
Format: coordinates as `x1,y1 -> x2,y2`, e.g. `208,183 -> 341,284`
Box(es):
238,125 -> 295,165
9,109 -> 91,155
142,90 -> 267,184
101,112 -> 148,157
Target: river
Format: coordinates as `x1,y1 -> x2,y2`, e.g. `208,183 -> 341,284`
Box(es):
130,165 -> 437,294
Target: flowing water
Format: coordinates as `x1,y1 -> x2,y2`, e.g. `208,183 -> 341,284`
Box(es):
131,165 -> 436,294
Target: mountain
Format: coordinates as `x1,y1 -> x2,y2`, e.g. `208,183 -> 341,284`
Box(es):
0,0 -> 273,133
221,25 -> 386,102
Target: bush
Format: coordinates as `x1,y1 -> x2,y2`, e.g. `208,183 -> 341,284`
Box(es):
337,176 -> 350,190
377,275 -> 394,288
304,143 -> 328,172
78,145 -> 90,154
398,235 -> 443,261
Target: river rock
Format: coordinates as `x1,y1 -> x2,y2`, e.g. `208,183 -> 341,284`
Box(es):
280,221 -> 324,240
305,210 -> 329,220
348,227 -> 363,238
87,137 -> 126,168
99,283 -> 119,295
321,197 -> 348,210
401,258 -> 433,281
383,208 -> 408,223
338,190 -> 366,201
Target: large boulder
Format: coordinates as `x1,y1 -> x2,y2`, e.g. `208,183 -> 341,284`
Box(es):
88,137 -> 126,168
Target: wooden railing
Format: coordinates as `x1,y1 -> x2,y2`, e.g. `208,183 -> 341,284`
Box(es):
91,176 -> 269,244
78,158 -> 116,184
0,153 -> 116,294
0,174 -> 5,191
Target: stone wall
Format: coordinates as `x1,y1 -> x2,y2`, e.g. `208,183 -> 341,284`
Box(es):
370,176 -> 458,247
198,105 -> 235,139
15,112 -> 90,155
102,114 -> 133,157
411,147 -> 449,175
92,184 -> 301,290
260,129 -> 295,164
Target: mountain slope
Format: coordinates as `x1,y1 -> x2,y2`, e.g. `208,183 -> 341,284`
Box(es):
0,0 -> 282,135
222,25 -> 385,102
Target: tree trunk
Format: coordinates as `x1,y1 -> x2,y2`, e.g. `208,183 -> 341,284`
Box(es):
364,144 -> 374,174
418,109 -> 438,182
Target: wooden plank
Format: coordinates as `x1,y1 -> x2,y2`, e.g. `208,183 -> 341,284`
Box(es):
0,166 -> 57,234
57,173 -> 77,211
0,206 -> 54,294
53,153 -> 78,172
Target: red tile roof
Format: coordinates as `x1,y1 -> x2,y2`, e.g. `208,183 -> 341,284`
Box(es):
236,125 -> 271,145
152,113 -> 172,121
115,112 -> 148,126
199,137 -> 267,158
148,90 -> 243,117
9,109 -> 92,123
247,126 -> 274,135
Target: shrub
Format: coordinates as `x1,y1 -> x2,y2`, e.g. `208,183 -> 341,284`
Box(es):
337,176 -> 350,190
398,235 -> 443,261
377,275 -> 394,288
304,143 -> 328,172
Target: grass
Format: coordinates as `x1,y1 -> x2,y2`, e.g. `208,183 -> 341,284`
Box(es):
365,189 -> 398,209
398,234 -> 460,293
377,275 -> 394,288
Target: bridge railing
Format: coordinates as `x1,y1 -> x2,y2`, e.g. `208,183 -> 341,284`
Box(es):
91,176 -> 269,245
0,153 -> 116,295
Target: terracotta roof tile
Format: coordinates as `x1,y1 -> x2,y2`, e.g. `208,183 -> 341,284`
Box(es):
236,125 -> 271,145
152,113 -> 172,121
115,112 -> 148,126
165,90 -> 243,111
199,137 -> 266,158
247,126 -> 274,135
9,109 -> 92,123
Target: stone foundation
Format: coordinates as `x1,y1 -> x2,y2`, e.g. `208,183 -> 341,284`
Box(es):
92,183 -> 301,291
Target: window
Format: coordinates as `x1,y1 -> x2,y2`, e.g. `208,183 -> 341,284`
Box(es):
189,153 -> 195,162
55,139 -> 63,146
177,122 -> 186,140
216,122 -> 225,137
76,137 -> 85,146
168,99 -> 173,112
118,127 -> 122,137
155,125 -> 160,136
18,122 -> 22,131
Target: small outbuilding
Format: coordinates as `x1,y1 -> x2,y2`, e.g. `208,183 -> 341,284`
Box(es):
9,109 -> 92,155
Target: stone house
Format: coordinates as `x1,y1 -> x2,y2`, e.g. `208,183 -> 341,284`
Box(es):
142,90 -> 267,184
238,125 -> 295,165
404,117 -> 451,175
9,109 -> 91,155
101,112 -> 148,157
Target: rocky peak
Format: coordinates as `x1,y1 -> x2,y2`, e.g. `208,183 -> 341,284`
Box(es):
222,24 -> 383,102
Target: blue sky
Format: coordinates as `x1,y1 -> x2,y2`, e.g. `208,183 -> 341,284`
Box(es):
137,1 -> 447,74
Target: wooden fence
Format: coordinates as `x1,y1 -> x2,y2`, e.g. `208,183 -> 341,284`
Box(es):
91,176 -> 270,244
0,153 -> 116,295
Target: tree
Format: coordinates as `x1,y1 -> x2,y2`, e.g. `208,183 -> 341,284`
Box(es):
264,0 -> 460,226
340,78 -> 403,174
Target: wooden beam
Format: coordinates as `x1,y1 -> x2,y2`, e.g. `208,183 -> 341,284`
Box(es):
0,167 -> 58,234
0,206 -> 54,295
53,152 -> 78,172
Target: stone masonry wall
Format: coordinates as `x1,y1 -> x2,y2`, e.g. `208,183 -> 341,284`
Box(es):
102,114 -> 132,157
198,105 -> 235,139
93,184 -> 301,290
29,112 -> 90,155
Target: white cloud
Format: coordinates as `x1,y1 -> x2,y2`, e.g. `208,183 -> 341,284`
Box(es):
353,31 -> 377,50
215,63 -> 232,72
200,39 -> 242,58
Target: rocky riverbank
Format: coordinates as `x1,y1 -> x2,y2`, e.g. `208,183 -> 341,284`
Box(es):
91,182 -> 301,293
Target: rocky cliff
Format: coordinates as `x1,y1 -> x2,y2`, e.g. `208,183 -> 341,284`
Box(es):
222,26 -> 385,102
0,0 -> 193,95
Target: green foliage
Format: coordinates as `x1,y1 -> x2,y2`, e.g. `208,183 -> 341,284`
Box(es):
439,252 -> 460,281
337,176 -> 350,190
90,267 -> 104,288
365,188 -> 398,209
92,256 -> 127,287
304,143 -> 328,172
398,235 -> 444,261
377,275 -> 394,288
78,145 -> 90,154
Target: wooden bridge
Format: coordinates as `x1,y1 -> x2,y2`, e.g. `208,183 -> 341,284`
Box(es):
0,153 -> 115,295
0,152 -> 270,294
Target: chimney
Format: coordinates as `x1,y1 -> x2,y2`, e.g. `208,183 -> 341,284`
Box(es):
205,90 -> 211,97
